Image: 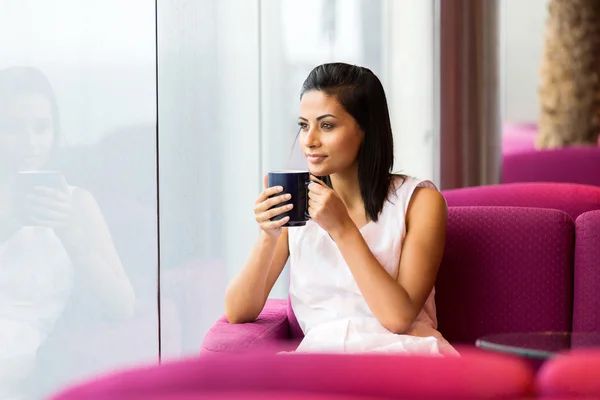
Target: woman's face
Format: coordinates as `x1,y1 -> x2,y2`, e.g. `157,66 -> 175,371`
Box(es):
0,93 -> 55,172
298,90 -> 364,177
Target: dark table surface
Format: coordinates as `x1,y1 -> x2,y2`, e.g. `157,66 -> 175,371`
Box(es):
475,332 -> 600,359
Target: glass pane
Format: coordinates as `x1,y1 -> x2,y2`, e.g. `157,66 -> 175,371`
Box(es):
261,0 -> 384,178
157,0 -> 260,357
0,1 -> 158,397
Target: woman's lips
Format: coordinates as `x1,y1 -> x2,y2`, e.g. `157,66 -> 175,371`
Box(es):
306,154 -> 327,163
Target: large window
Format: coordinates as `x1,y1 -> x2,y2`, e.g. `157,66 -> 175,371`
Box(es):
0,0 -> 157,398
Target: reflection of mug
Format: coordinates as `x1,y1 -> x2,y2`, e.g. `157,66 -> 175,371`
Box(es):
15,171 -> 66,192
268,170 -> 312,227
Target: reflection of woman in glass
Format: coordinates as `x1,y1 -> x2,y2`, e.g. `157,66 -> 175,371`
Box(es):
0,67 -> 135,393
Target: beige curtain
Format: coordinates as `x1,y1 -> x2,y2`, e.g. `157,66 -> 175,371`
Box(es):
439,0 -> 501,190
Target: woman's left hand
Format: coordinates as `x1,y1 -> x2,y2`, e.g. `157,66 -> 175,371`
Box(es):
24,186 -> 79,239
307,175 -> 353,238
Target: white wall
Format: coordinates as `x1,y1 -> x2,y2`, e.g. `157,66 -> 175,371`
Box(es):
502,0 -> 548,123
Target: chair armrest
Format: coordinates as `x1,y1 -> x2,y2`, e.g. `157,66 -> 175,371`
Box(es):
201,299 -> 293,354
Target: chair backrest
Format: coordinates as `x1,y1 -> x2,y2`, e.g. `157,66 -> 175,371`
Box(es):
442,182 -> 600,221
502,147 -> 600,187
436,207 -> 575,344
573,210 -> 600,332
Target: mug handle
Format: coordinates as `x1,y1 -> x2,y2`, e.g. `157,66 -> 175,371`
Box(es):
304,180 -> 313,220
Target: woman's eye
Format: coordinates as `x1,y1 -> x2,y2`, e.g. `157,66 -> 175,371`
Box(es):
298,122 -> 308,130
34,120 -> 52,134
321,122 -> 333,130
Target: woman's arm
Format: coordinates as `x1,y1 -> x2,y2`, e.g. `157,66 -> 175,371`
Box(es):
224,229 -> 289,324
57,188 -> 136,319
331,187 -> 447,334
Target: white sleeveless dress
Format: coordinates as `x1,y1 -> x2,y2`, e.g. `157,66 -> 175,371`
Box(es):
288,176 -> 457,355
0,192 -> 75,391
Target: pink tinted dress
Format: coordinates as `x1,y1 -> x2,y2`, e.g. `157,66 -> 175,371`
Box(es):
288,176 -> 457,355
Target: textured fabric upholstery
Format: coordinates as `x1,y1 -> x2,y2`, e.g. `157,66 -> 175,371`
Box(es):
573,210 -> 600,332
435,207 -> 574,344
502,147 -> 600,187
443,182 -> 600,221
51,350 -> 534,400
200,299 -> 293,354
201,207 -> 576,352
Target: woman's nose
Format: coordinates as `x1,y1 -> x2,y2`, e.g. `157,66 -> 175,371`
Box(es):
305,127 -> 321,147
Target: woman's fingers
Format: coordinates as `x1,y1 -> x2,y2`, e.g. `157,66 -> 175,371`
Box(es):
26,195 -> 71,213
254,192 -> 291,213
259,216 -> 290,230
24,205 -> 70,226
255,203 -> 293,222
255,185 -> 284,204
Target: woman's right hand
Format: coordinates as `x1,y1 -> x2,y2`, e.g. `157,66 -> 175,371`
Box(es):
253,174 -> 293,238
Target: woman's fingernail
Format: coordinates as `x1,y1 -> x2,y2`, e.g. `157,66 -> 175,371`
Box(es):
277,186 -> 283,191
285,194 -> 291,199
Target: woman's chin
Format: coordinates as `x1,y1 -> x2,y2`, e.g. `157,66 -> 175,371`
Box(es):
308,166 -> 329,176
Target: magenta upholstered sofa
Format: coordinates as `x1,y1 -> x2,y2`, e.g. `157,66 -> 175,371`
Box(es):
201,181 -> 600,354
51,349 -> 535,400
200,206 -> 585,354
536,349 -> 600,398
501,123 -> 600,187
502,147 -> 600,187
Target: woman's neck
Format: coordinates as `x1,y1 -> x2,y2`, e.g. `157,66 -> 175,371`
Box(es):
329,164 -> 363,211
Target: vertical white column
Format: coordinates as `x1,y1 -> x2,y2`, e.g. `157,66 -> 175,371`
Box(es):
382,0 -> 439,186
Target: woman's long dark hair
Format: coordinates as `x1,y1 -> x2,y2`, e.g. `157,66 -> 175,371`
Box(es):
0,66 -> 61,166
300,63 -> 395,222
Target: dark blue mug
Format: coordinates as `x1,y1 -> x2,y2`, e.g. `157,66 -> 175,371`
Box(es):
267,170 -> 312,227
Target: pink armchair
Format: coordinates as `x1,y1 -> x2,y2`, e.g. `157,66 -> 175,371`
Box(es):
536,349 -> 600,398
502,147 -> 600,187
201,206 -> 576,353
51,349 -> 534,399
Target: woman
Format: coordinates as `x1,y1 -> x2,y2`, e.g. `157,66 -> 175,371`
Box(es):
0,66 -> 135,395
225,63 -> 456,355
